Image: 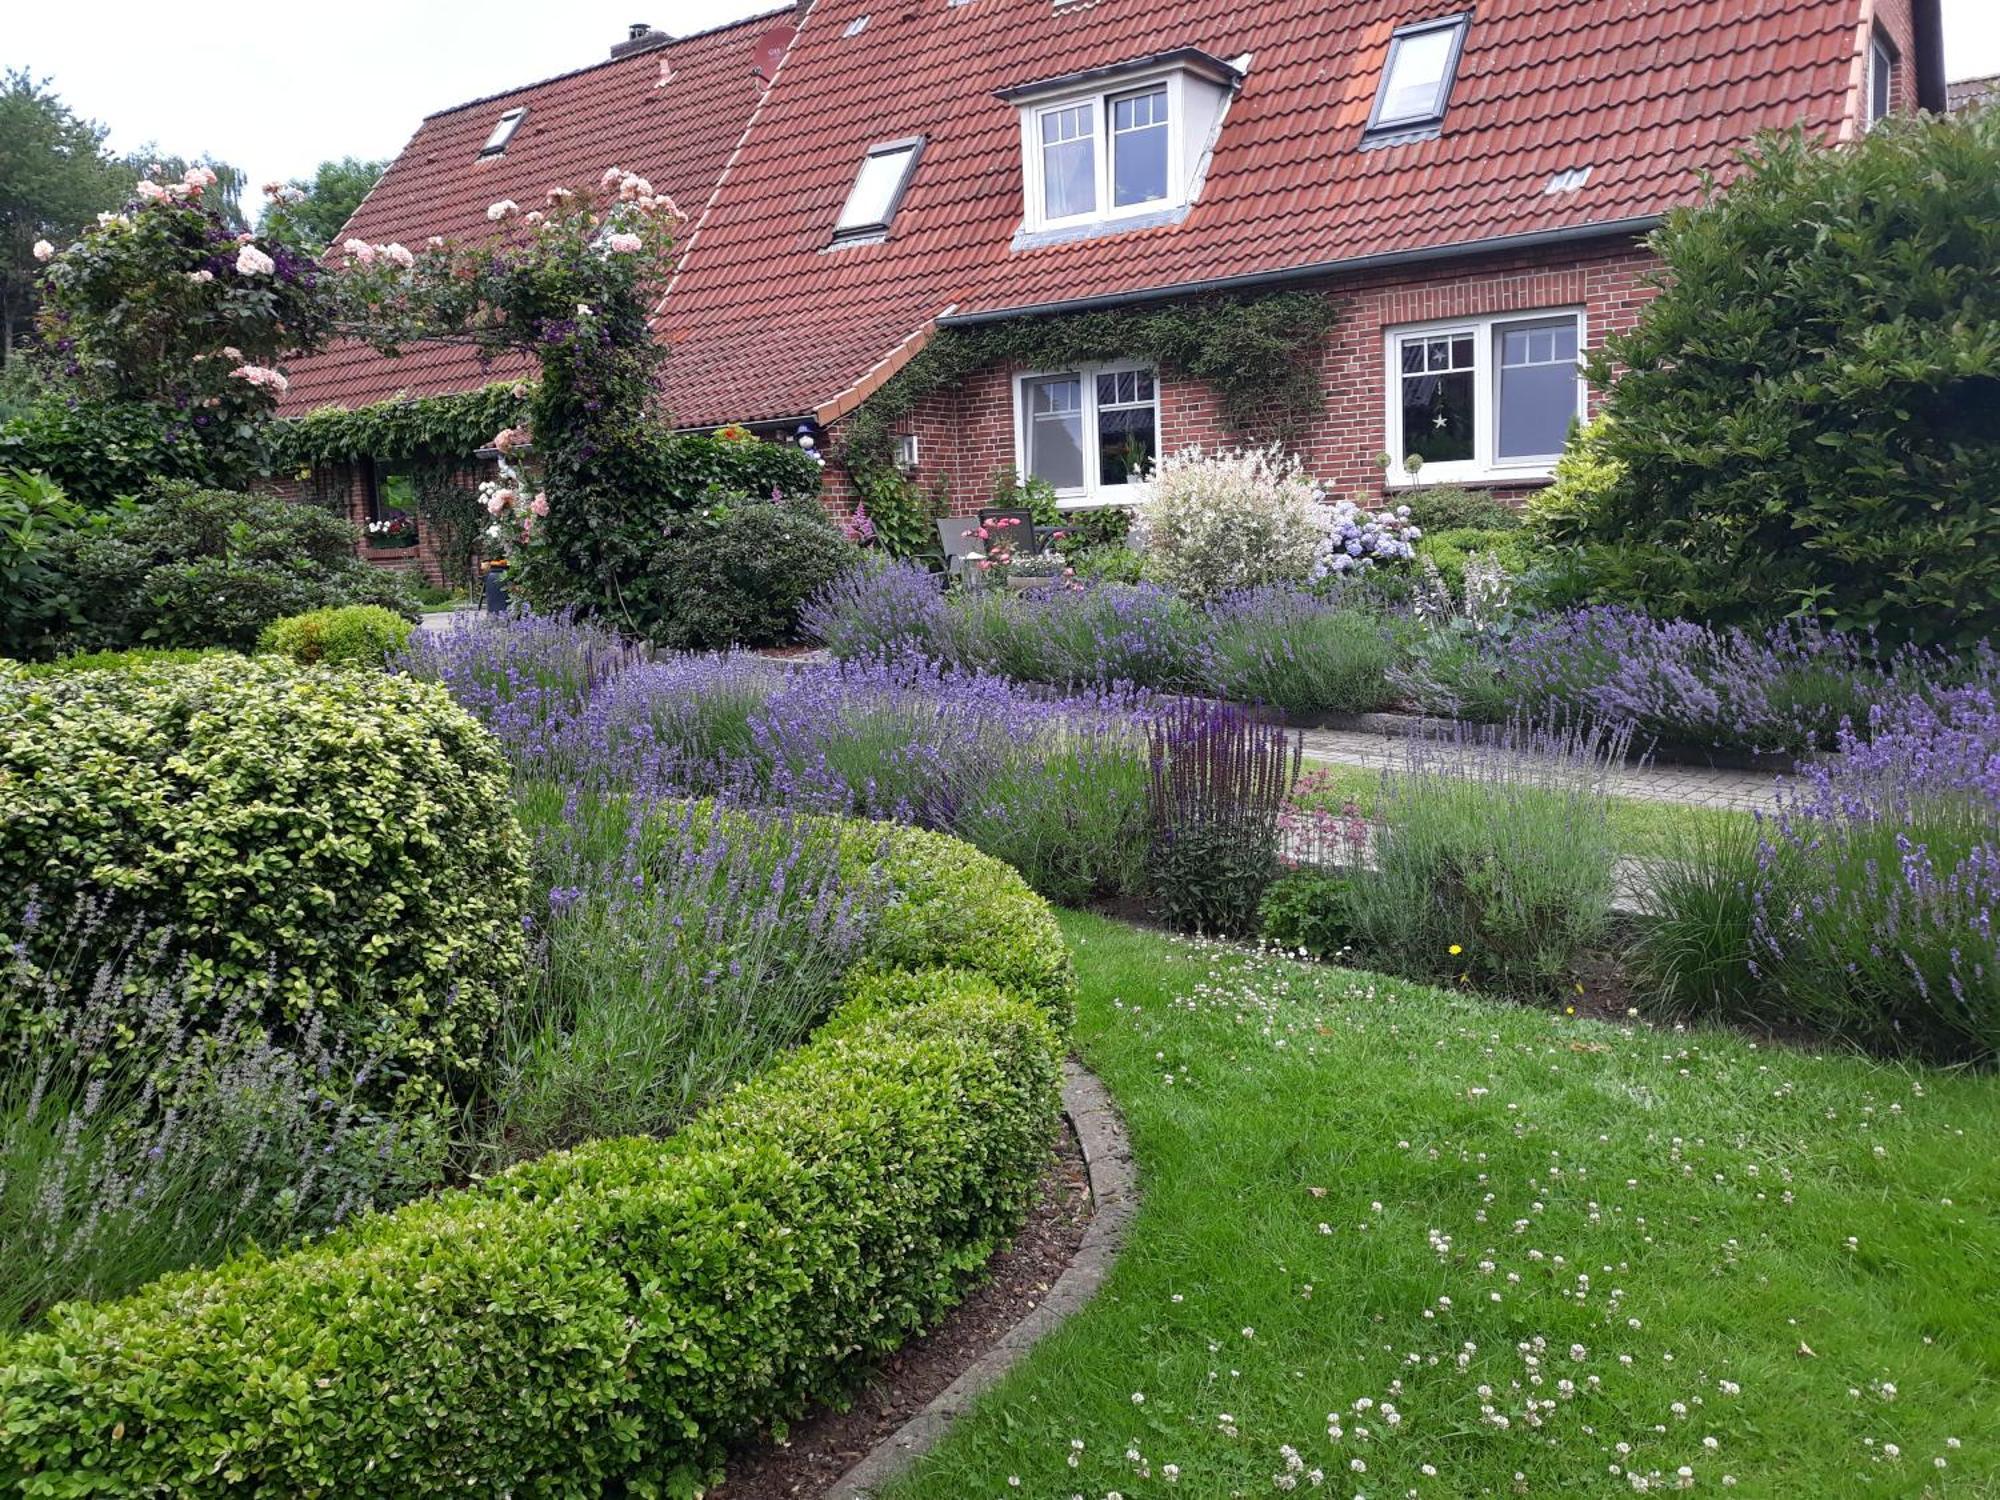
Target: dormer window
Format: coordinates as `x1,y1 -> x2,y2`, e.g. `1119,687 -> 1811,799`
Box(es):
1365,15 -> 1469,144
833,137 -> 924,243
999,48 -> 1244,237
480,107 -> 527,158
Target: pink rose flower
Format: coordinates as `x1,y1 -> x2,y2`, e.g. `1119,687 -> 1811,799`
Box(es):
32,240 -> 53,262
235,244 -> 276,276
486,199 -> 520,221
382,243 -> 415,269
605,232 -> 642,253
529,492 -> 549,517
343,238 -> 377,266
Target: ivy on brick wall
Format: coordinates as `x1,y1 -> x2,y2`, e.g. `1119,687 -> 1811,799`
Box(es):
266,382 -> 533,471
840,291 -> 1339,481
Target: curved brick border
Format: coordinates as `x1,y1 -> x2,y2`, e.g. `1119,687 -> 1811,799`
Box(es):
825,1058 -> 1138,1500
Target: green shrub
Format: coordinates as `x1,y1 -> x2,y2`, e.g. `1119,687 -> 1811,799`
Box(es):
639,495 -> 858,650
1206,601 -> 1399,713
0,657 -> 527,1106
2,646 -> 225,677
1399,485 -> 1519,533
1630,817 -> 1772,1023
0,471 -> 97,658
0,983 -> 1061,1497
0,397 -> 220,508
1258,869 -> 1357,959
955,732 -> 1152,908
49,480 -> 419,652
258,604 -> 414,667
1564,112 -> 2000,644
0,808 -> 1072,1496
1416,527 -> 1539,598
1348,726 -> 1622,995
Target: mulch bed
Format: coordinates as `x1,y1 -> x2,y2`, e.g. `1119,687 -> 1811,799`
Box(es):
710,1118 -> 1093,1500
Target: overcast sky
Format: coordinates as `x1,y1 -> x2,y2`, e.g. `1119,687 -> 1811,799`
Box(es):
8,0 -> 1999,218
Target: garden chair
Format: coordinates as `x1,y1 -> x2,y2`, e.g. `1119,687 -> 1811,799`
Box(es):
976,507 -> 1042,555
936,515 -> 985,583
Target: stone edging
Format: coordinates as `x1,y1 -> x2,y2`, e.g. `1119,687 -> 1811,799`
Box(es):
824,1058 -> 1138,1500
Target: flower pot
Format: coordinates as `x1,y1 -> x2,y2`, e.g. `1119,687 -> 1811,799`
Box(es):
1007,575 -> 1059,592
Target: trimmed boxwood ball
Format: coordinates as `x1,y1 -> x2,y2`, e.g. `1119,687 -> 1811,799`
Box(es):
0,656 -> 527,1105
0,812 -> 1071,1497
257,603 -> 415,667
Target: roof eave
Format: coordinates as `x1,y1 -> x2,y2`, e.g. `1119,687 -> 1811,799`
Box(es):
994,46 -> 1244,104
936,216 -> 1665,327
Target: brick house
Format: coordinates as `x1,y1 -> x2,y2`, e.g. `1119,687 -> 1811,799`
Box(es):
278,0 -> 1948,583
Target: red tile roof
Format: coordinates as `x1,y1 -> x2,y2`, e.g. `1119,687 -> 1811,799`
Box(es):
278,9 -> 791,417
656,0 -> 1890,425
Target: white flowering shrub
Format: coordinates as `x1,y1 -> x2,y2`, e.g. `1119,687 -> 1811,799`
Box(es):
1134,446 -> 1324,602
1134,445 -> 1424,602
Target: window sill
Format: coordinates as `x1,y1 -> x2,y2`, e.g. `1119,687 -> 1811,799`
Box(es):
1383,467 -> 1555,490
1011,203 -> 1190,251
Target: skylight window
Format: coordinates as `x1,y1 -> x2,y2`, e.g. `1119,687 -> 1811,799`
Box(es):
1366,15 -> 1469,141
480,107 -> 527,158
833,137 -> 924,243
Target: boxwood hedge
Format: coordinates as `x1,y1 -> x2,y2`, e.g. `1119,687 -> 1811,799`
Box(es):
0,810 -> 1074,1497
0,656 -> 526,1105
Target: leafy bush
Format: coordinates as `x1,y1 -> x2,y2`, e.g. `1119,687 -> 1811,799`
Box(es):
1348,723 -> 1625,995
1135,445 -> 1326,602
1258,869 -> 1357,960
48,480 -> 418,652
1416,527 -> 1539,599
1630,817 -> 1770,1024
0,657 -> 528,1106
1557,112 -> 2000,644
0,813 -> 1071,1495
639,494 -> 857,650
4,646 -> 225,677
258,603 -> 414,667
0,470 -> 99,658
1399,485 -> 1519,533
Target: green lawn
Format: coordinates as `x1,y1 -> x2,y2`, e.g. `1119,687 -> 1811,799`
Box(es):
886,913 -> 2000,1498
1295,760 -> 1753,861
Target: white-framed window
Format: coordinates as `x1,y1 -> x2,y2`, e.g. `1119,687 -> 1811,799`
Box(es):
833,137 -> 925,242
480,107 -> 527,158
1868,30 -> 1896,127
1365,14 -> 1470,140
1383,310 -> 1585,485
1014,362 -> 1159,505
1004,53 -> 1242,234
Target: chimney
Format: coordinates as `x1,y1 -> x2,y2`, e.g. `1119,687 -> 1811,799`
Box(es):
610,22 -> 671,59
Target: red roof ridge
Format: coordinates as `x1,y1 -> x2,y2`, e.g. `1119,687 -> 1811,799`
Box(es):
419,5 -> 793,124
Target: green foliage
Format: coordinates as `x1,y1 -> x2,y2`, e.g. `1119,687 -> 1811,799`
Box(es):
0,657 -> 528,1107
0,70 -> 128,366
1399,485 -> 1519,533
1415,527 -> 1539,597
1257,869 -> 1357,959
1207,604 -> 1401,714
4,645 -> 223,677
270,156 -> 387,250
640,494 -> 857,650
0,812 -> 1071,1496
1526,417 -> 1622,541
857,468 -> 948,562
1052,504 -> 1133,552
0,393 -> 220,505
842,293 -> 1338,482
1630,816 -> 1771,1023
51,480 -> 418,652
954,735 -> 1152,908
0,468 -> 94,655
257,604 -> 413,667
1567,113 -> 2000,644
268,382 -> 530,471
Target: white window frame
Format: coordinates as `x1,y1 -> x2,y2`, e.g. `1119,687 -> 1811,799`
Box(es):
1867,30 -> 1895,128
1011,360 -> 1160,508
1019,70 -> 1188,233
480,107 -> 527,158
1382,309 -> 1587,486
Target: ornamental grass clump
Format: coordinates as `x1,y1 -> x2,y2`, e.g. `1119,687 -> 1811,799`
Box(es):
1748,687 -> 2000,1062
1146,701 -> 1301,935
1350,719 -> 1628,995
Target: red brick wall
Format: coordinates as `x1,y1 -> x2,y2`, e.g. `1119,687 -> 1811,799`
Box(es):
826,235 -> 1658,516
1864,0 -> 1920,117
261,461 -> 491,590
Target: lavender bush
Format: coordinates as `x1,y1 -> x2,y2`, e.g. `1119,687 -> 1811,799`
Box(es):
477,794 -> 880,1163
1204,585 -> 1403,714
1747,687 -> 2000,1060
1348,719 -> 1630,994
1,921 -> 442,1329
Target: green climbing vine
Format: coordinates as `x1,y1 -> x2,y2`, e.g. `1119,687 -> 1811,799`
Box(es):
839,291 -> 1339,483
266,381 -> 532,471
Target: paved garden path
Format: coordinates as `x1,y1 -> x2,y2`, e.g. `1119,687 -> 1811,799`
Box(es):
1297,726 -> 1783,814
